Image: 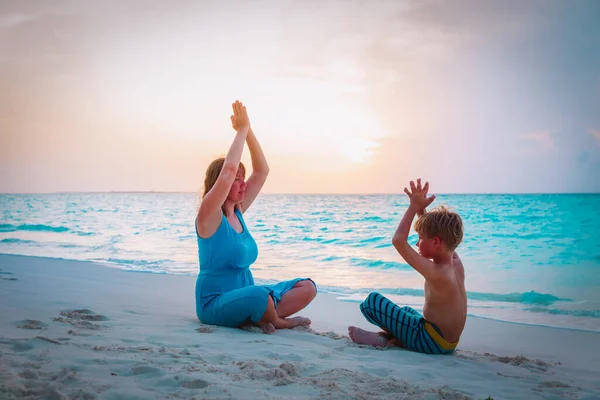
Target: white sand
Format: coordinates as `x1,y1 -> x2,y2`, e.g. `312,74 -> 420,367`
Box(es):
0,254 -> 598,399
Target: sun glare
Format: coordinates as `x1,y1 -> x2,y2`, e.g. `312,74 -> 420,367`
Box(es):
90,47 -> 388,167
341,137 -> 381,163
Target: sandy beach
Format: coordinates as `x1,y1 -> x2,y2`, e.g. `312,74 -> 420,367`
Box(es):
0,254 -> 598,399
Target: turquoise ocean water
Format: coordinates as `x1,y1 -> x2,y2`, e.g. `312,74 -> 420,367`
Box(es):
1,193 -> 599,332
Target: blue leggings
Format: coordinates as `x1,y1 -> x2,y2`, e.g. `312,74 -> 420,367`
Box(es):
197,278 -> 316,327
360,292 -> 457,355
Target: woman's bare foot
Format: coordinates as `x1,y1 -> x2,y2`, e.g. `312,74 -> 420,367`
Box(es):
348,326 -> 388,347
260,322 -> 276,334
285,316 -> 311,328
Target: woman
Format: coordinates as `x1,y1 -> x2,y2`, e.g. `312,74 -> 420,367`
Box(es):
195,100 -> 317,334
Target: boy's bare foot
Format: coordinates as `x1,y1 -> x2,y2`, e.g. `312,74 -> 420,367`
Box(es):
285,316 -> 311,328
348,326 -> 388,347
260,322 -> 276,334
387,337 -> 406,348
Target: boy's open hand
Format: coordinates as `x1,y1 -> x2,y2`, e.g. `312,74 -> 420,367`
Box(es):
404,178 -> 436,213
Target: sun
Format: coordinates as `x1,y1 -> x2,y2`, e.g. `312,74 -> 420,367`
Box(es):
341,137 -> 381,163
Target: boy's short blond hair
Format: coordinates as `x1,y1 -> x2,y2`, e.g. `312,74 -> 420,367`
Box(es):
414,205 -> 463,251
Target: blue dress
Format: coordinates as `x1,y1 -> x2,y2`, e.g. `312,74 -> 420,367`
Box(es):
195,208 -> 316,327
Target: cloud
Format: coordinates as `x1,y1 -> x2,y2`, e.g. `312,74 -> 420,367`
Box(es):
522,131 -> 556,151
272,0 -> 599,193
0,12 -> 38,28
578,151 -> 590,164
588,129 -> 600,144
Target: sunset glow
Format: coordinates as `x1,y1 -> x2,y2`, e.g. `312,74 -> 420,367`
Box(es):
1,1 -> 598,193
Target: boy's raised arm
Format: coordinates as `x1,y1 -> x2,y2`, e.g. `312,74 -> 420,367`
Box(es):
392,179 -> 438,280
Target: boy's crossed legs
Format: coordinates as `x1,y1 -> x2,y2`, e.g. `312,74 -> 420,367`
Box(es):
348,292 -> 456,355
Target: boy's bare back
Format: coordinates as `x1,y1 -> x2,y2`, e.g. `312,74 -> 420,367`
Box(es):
422,253 -> 467,343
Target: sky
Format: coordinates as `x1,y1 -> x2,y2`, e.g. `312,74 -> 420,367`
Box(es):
1,0 -> 599,194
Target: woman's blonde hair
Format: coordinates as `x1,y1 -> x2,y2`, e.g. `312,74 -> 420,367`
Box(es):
201,157 -> 246,213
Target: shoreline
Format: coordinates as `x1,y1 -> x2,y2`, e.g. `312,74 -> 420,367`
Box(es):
1,252 -> 598,335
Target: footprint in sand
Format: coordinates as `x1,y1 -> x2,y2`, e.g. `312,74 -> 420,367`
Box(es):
457,351 -> 560,372
61,309 -> 108,321
35,336 -> 61,345
181,379 -> 209,389
535,380 -> 578,396
537,381 -> 571,389
53,309 -> 109,332
488,353 -> 559,372
235,360 -> 298,386
0,271 -> 17,281
279,361 -> 300,377
3,339 -> 35,352
131,366 -> 164,376
19,369 -> 39,380
17,320 -> 48,330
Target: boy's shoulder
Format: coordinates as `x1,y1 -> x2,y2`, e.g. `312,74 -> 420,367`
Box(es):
452,253 -> 465,273
430,254 -> 464,282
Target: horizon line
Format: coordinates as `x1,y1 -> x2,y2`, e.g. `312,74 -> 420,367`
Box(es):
1,191 -> 599,196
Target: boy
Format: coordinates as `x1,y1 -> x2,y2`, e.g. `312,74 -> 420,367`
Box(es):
348,178 -> 466,354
